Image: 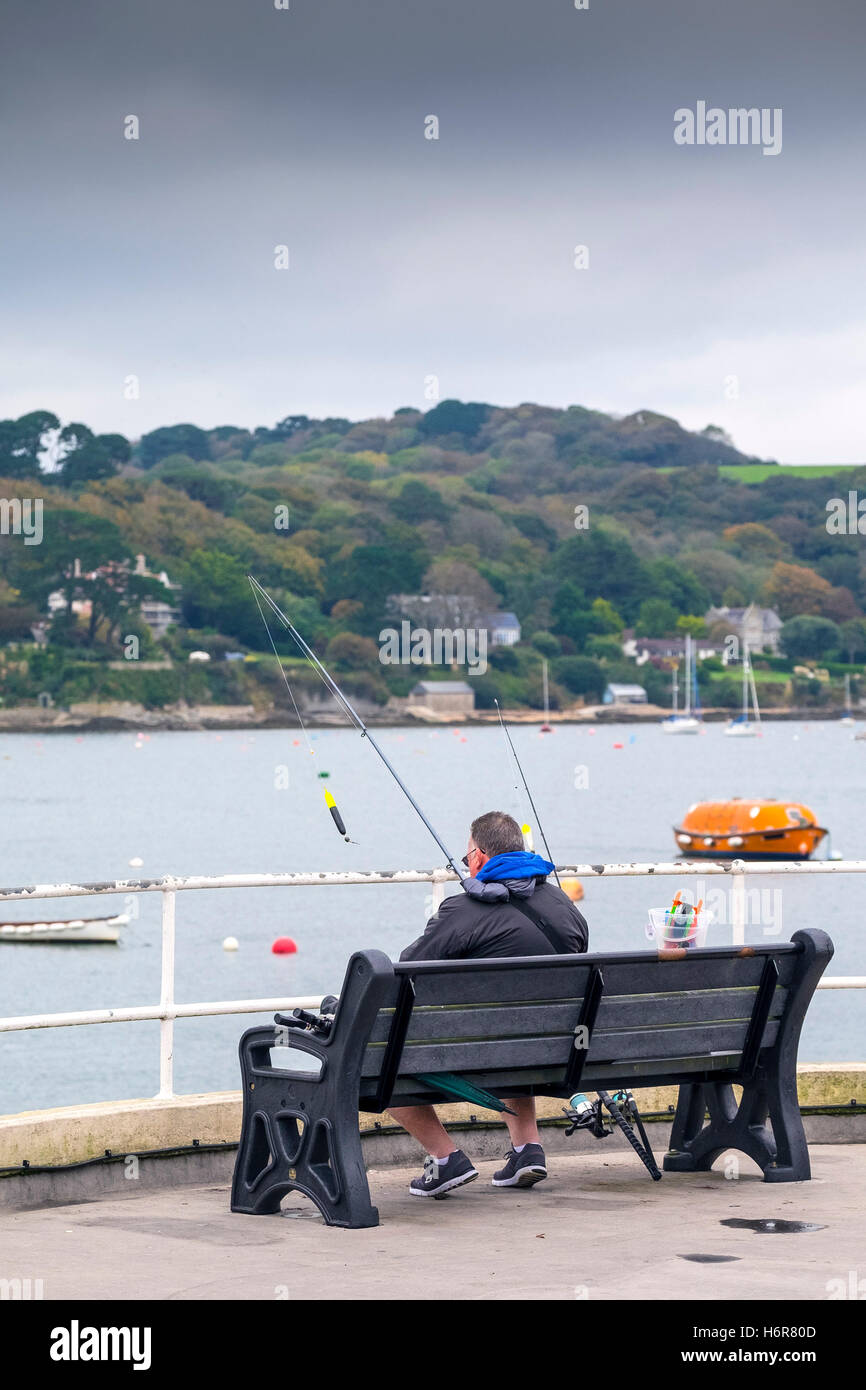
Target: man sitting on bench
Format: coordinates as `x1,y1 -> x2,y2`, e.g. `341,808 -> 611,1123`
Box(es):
389,810 -> 589,1199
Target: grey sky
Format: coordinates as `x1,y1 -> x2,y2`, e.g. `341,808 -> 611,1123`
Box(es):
1,0 -> 864,461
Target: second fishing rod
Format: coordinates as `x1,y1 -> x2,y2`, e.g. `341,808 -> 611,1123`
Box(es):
494,698 -> 562,888
249,575 -> 468,885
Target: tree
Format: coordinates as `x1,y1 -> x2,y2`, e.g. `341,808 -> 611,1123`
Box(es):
840,617 -> 866,665
635,597 -> 679,637
271,415 -> 311,439
34,512 -> 166,648
553,656 -> 605,700
646,558 -> 710,615
676,614 -> 707,638
723,522 -> 784,560
154,457 -> 241,511
35,510 -> 128,602
417,559 -> 498,626
182,550 -> 260,642
590,597 -> 624,634
819,585 -> 859,623
57,429 -> 131,486
325,633 -> 379,669
554,530 -> 647,620
338,544 -> 427,624
551,582 -> 596,647
779,615 -> 842,663
418,399 -> 490,440
0,580 -> 39,639
530,631 -> 561,657
764,562 -> 836,620
0,411 -> 60,478
390,480 -> 448,526
139,424 -> 210,469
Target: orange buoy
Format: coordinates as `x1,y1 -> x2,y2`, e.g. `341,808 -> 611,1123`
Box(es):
613,741 -> 623,749
272,937 -> 297,955
560,877 -> 585,903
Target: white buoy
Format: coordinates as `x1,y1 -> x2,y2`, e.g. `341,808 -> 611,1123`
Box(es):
129,857 -> 143,868
222,935 -> 239,952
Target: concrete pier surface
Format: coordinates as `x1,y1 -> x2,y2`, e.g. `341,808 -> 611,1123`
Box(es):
2,1145 -> 862,1301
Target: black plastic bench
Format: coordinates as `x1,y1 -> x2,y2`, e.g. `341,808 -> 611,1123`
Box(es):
230,927 -> 833,1228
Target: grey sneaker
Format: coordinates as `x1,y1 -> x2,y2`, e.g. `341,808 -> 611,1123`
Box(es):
409,1150 -> 479,1199
492,1144 -> 548,1188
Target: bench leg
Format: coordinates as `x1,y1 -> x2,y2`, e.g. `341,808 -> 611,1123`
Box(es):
663,1075 -> 809,1183
230,1028 -> 379,1228
232,1099 -> 379,1228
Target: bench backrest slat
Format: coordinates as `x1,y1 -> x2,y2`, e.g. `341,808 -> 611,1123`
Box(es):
365,983 -> 790,1048
408,962 -> 590,1007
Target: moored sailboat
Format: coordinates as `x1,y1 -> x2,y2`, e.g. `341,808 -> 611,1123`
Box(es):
539,657 -> 552,733
724,642 -> 761,737
661,632 -> 700,734
841,673 -> 855,726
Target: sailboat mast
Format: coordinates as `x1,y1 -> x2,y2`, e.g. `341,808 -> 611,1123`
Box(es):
542,658 -> 549,720
750,654 -> 761,725
684,633 -> 692,716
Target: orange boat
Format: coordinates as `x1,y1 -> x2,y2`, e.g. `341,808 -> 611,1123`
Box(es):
673,798 -> 828,860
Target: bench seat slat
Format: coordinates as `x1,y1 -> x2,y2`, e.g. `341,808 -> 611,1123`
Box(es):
361,1019 -> 778,1077
364,1052 -> 749,1106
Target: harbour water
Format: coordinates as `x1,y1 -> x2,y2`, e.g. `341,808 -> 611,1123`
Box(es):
1,721 -> 864,1112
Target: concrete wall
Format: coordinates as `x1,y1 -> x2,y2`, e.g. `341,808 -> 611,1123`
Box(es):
1,1065 -> 863,1210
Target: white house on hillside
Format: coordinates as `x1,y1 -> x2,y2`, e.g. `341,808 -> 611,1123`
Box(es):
704,603 -> 783,655
481,611 -> 521,646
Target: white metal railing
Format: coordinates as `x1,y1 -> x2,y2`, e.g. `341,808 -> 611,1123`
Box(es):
0,860 -> 864,1102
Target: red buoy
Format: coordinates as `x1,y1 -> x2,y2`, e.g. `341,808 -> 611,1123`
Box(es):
272,937 -> 297,955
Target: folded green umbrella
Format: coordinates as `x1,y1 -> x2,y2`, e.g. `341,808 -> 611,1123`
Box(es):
415,1071 -> 516,1115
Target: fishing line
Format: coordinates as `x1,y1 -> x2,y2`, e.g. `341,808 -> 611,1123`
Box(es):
249,576 -> 466,882
495,698 -> 534,849
250,578 -> 356,843
494,699 -> 561,888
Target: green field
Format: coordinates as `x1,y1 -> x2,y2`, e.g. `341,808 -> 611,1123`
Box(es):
717,463 -> 856,483
658,463 -> 855,482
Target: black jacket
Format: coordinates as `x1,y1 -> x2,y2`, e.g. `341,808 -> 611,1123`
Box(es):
400,875 -> 588,961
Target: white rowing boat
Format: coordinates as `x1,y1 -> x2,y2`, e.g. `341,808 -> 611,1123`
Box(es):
0,913 -> 128,943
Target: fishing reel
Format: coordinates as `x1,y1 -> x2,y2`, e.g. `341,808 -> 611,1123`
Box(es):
279,1007 -> 333,1037
280,994 -> 339,1037
563,1089 -> 662,1181
563,1092 -> 610,1138
275,990 -> 339,1042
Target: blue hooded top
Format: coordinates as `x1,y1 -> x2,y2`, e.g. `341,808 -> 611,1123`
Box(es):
465,849 -> 555,902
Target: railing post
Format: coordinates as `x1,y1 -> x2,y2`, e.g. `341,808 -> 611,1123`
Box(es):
157,889 -> 176,1099
731,860 -> 746,946
430,871 -> 448,913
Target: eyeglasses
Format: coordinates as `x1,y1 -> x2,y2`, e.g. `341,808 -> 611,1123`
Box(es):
462,847 -> 478,867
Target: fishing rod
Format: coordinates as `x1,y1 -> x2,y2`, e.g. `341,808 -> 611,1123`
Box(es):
248,576 -> 467,884
249,579 -> 356,842
493,699 -> 561,888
